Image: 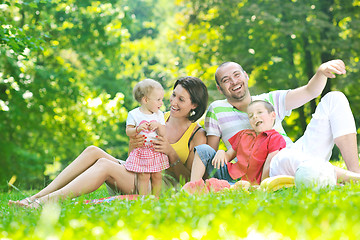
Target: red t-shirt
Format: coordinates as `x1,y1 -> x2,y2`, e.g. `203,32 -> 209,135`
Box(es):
227,129 -> 286,184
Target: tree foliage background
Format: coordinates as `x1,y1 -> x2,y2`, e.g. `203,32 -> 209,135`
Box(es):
1,0 -> 360,190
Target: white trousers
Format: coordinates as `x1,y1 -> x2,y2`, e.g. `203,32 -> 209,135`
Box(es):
270,91 -> 356,176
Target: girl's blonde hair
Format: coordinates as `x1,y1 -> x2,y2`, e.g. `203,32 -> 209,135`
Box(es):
133,79 -> 163,103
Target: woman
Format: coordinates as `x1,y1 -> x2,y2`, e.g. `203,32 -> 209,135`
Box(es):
9,76 -> 208,208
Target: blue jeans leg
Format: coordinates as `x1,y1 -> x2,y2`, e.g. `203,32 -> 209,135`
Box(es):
194,144 -> 235,183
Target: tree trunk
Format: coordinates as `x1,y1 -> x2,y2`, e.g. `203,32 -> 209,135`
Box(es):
319,0 -> 335,97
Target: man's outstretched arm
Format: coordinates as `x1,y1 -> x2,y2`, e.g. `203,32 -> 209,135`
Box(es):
285,59 -> 346,111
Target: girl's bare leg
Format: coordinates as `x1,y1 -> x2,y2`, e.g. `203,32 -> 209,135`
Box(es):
11,146 -> 119,205
137,173 -> 151,196
151,172 -> 162,197
27,158 -> 136,208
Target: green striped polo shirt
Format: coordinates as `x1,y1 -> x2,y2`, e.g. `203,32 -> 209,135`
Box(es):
205,90 -> 293,150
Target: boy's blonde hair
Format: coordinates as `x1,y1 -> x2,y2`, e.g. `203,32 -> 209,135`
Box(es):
133,79 -> 163,103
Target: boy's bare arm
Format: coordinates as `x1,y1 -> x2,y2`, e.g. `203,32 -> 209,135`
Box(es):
261,150 -> 279,181
226,148 -> 236,161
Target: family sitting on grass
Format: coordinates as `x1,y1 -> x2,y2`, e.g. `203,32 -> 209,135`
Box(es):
9,59 -> 360,208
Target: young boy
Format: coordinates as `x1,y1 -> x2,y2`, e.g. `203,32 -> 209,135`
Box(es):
191,100 -> 286,185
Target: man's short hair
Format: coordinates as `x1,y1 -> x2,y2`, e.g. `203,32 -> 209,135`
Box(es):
215,62 -> 245,85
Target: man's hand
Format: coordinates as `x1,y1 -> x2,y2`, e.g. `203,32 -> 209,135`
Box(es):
286,59 -> 347,111
318,59 -> 346,78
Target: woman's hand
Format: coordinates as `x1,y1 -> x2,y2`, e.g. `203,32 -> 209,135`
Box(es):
152,135 -> 175,157
128,134 -> 146,154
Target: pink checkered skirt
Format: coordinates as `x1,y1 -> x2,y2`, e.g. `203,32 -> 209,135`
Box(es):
124,145 -> 169,173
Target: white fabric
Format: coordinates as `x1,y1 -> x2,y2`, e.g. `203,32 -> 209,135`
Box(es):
270,148 -> 312,176
270,91 -> 356,177
126,107 -> 165,145
295,161 -> 336,189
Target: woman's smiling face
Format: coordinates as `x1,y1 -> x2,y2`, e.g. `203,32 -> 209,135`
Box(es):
169,85 -> 196,118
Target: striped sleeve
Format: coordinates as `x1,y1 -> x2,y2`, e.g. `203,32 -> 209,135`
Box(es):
205,103 -> 221,137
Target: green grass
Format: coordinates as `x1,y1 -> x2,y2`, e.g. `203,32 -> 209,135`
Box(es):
2,181 -> 360,240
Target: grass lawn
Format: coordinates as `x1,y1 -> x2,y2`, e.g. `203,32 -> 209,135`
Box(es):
1,161 -> 360,239
2,184 -> 360,240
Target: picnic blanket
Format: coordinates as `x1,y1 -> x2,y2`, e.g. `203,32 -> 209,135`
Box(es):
80,195 -> 139,205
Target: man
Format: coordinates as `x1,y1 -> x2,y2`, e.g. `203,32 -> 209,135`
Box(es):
191,60 -> 360,183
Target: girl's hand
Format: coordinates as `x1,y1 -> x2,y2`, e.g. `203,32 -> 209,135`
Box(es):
152,135 -> 174,156
137,122 -> 149,133
212,150 -> 228,169
148,121 -> 160,131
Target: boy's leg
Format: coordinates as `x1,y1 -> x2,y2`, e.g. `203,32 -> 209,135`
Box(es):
151,172 -> 162,197
137,173 -> 151,195
294,91 -> 360,172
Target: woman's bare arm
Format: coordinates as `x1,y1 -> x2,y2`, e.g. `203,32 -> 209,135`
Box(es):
153,126 -> 206,182
183,127 -> 207,179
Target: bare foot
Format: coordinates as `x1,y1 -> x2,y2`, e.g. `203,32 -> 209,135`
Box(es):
26,199 -> 42,209
8,197 -> 34,207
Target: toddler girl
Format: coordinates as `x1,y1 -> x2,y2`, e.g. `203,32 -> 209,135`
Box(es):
124,79 -> 169,196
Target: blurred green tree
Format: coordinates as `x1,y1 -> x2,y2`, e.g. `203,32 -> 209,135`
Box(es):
171,0 -> 360,145
0,0 -> 180,190
1,0 -> 360,191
